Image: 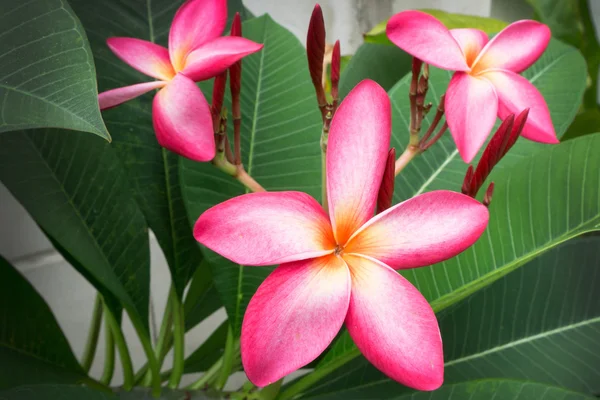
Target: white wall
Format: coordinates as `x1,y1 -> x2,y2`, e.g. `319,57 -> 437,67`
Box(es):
1,0 -> 598,388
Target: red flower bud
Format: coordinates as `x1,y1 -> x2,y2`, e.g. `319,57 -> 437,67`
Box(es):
331,40 -> 340,102
229,12 -> 242,100
461,165 -> 473,195
377,148 -> 396,214
483,182 -> 494,207
211,72 -> 227,134
307,4 -> 327,107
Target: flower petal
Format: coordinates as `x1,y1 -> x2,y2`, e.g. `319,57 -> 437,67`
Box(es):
445,72 -> 498,163
169,0 -> 227,71
386,11 -> 469,71
98,81 -> 166,110
483,69 -> 558,143
106,38 -> 175,80
242,255 -> 350,387
449,29 -> 488,67
344,254 -> 443,390
181,36 -> 263,82
327,80 -> 391,245
194,191 -> 336,266
345,190 -> 489,269
472,20 -> 551,74
152,74 -> 215,161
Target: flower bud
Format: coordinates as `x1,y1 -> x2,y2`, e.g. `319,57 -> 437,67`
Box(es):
229,12 -> 242,101
377,148 -> 396,214
307,4 -> 327,107
331,40 -> 340,102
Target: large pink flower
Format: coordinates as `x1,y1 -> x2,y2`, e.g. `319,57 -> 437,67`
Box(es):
194,80 -> 489,390
386,11 -> 558,163
98,0 -> 263,161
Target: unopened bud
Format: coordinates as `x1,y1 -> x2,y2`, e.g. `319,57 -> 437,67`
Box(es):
307,4 -> 327,107
483,182 -> 494,207
377,148 -> 396,214
331,40 -> 340,102
211,72 -> 227,133
229,13 -> 242,100
462,165 -> 473,196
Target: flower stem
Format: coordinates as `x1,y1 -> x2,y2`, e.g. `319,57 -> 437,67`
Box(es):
212,153 -> 266,193
104,307 -> 134,390
320,129 -> 328,213
215,324 -> 236,390
100,317 -> 115,385
185,356 -> 224,390
81,293 -> 103,373
394,145 -> 420,176
167,287 -> 185,389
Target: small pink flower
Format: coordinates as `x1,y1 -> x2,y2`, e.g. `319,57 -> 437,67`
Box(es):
194,80 -> 489,389
386,11 -> 558,163
98,0 -> 263,161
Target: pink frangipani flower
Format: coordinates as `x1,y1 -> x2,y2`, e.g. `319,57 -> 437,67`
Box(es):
386,11 -> 558,163
194,80 -> 489,389
98,0 -> 263,161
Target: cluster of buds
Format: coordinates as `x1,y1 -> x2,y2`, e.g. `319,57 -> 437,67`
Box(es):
211,13 -> 244,166
462,109 -> 530,207
307,4 -> 341,139
408,59 -> 448,151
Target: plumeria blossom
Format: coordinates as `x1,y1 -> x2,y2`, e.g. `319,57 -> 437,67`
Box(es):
98,0 -> 263,161
194,80 -> 489,389
386,11 -> 558,163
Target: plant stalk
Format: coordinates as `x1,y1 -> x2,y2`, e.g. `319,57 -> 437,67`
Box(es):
394,146 -> 420,176
100,317 -> 115,385
167,287 -> 185,389
215,325 -> 236,390
81,293 -> 103,372
320,129 -> 328,213
212,153 -> 266,192
104,307 -> 134,390
185,357 -> 224,390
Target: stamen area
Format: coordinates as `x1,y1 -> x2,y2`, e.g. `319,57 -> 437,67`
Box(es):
334,244 -> 344,256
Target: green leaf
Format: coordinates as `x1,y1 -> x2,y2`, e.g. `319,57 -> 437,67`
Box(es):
526,0 -> 583,47
308,379 -> 595,400
0,385 -> 116,400
338,43 -> 411,98
183,261 -> 223,331
563,108 -> 600,140
0,256 -> 86,389
0,0 -> 109,139
299,237 -> 600,398
364,9 -> 508,45
180,14 -> 322,336
281,39 -> 590,397
0,130 -> 150,336
67,0 -> 251,299
183,321 -> 231,374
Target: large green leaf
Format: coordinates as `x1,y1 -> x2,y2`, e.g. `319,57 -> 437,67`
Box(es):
0,0 -> 108,138
338,43 -> 411,98
280,39 -> 590,397
0,385 -> 116,400
364,9 -> 508,45
298,237 -> 600,398
180,14 -> 323,336
0,256 -> 86,389
183,261 -> 222,331
309,379 -> 595,400
0,130 -> 150,336
67,0 -> 251,299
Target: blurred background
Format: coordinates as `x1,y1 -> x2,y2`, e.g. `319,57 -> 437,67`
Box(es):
1,0 -> 599,389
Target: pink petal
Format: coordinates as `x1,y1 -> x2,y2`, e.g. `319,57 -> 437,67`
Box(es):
483,69 -> 558,143
181,36 -> 263,82
98,81 -> 166,110
449,29 -> 488,67
106,38 -> 175,81
169,0 -> 227,71
386,11 -> 469,71
344,254 -> 443,390
472,20 -> 551,74
345,190 -> 489,269
152,74 -> 215,161
241,255 -> 350,387
194,191 -> 336,266
445,72 -> 498,163
326,80 -> 391,245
